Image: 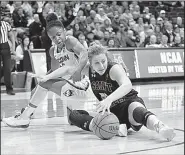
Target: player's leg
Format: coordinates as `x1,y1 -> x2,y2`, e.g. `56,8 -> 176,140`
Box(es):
67,106 -> 94,131
110,103 -> 129,137
128,100 -> 176,141
2,79 -> 64,128
61,75 -> 90,100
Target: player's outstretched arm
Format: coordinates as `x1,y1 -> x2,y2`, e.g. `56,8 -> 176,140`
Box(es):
96,64 -> 132,114
106,64 -> 132,102
67,36 -> 88,81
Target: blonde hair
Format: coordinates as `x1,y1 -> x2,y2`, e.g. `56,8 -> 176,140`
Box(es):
88,43 -> 111,63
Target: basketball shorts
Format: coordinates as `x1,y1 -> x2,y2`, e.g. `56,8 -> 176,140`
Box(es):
110,95 -> 145,131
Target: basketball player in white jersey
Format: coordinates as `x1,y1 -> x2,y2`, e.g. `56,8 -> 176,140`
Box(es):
2,13 -> 89,128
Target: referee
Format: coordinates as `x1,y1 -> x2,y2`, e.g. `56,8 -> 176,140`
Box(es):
0,16 -> 16,95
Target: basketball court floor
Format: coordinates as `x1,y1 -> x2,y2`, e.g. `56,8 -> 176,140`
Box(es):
1,81 -> 184,154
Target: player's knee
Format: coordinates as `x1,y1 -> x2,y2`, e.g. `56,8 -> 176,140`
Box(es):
130,103 -> 154,126
128,102 -> 145,126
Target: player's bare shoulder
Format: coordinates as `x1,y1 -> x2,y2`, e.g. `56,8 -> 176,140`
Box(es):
49,45 -> 55,58
65,35 -> 79,50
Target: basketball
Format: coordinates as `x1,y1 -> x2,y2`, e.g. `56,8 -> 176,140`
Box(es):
92,112 -> 120,140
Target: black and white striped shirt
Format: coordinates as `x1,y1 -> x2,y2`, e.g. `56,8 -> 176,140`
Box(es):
0,21 -> 11,44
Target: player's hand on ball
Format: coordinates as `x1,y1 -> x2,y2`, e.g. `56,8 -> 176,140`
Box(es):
96,99 -> 112,115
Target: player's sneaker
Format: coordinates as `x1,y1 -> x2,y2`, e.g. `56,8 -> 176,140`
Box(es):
74,76 -> 90,91
2,108 -> 31,128
67,105 -> 73,125
154,121 -> 176,141
117,124 -> 127,137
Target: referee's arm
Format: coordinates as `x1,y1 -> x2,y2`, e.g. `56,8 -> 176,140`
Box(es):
8,29 -> 15,55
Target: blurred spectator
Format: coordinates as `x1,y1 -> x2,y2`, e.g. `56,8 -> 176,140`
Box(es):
1,1 -> 11,20
129,1 -> 138,11
117,6 -> 124,16
172,35 -> 184,47
121,9 -> 133,22
156,17 -> 165,32
132,11 -> 140,22
15,35 -> 31,71
29,14 -> 43,49
179,29 -> 184,43
101,18 -> 113,33
163,22 -> 174,44
110,1 -> 119,11
125,30 -> 138,47
155,25 -> 163,44
78,16 -> 87,32
128,21 -> 140,43
119,18 -> 128,30
173,24 -> 180,38
111,15 -> 120,32
85,15 -> 95,30
135,17 -> 144,33
84,4 -> 91,17
142,7 -> 152,24
78,33 -> 88,49
73,23 -> 82,38
30,1 -> 39,14
13,1 -> 23,8
12,7 -> 28,27
149,17 -> 156,30
21,2 -> 33,19
86,32 -> 95,45
176,17 -> 184,28
92,20 -> 104,39
128,20 -> 137,31
96,7 -> 111,24
121,1 -> 129,11
141,28 -> 155,47
115,30 -> 127,47
100,31 -> 110,46
145,35 -> 161,48
54,2 -> 65,18
88,10 -> 97,22
107,37 -> 116,48
6,1 -> 15,14
154,2 -> 169,18
158,10 -> 166,20
134,5 -> 141,14
159,35 -> 169,47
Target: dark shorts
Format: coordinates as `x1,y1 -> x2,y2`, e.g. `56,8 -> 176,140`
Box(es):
110,95 -> 145,131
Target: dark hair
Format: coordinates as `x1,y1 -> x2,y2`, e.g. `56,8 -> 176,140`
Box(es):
46,13 -> 64,31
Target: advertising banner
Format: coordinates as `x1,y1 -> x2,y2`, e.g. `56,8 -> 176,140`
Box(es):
108,49 -> 136,79
135,48 -> 184,78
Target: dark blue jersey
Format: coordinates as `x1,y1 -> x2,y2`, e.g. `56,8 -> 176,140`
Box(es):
89,62 -> 138,102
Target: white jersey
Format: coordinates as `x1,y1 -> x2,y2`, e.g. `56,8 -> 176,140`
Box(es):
53,45 -> 79,67
53,41 -> 79,79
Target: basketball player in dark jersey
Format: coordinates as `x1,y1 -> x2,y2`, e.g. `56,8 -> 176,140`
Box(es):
3,13 -> 90,128
67,43 -> 176,141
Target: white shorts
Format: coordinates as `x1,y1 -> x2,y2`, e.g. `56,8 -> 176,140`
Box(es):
60,76 -> 95,101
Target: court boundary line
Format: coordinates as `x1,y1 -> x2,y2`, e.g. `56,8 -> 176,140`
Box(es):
118,128 -> 184,154
1,124 -> 184,154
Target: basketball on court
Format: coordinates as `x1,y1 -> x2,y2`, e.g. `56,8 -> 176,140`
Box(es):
91,112 -> 120,140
